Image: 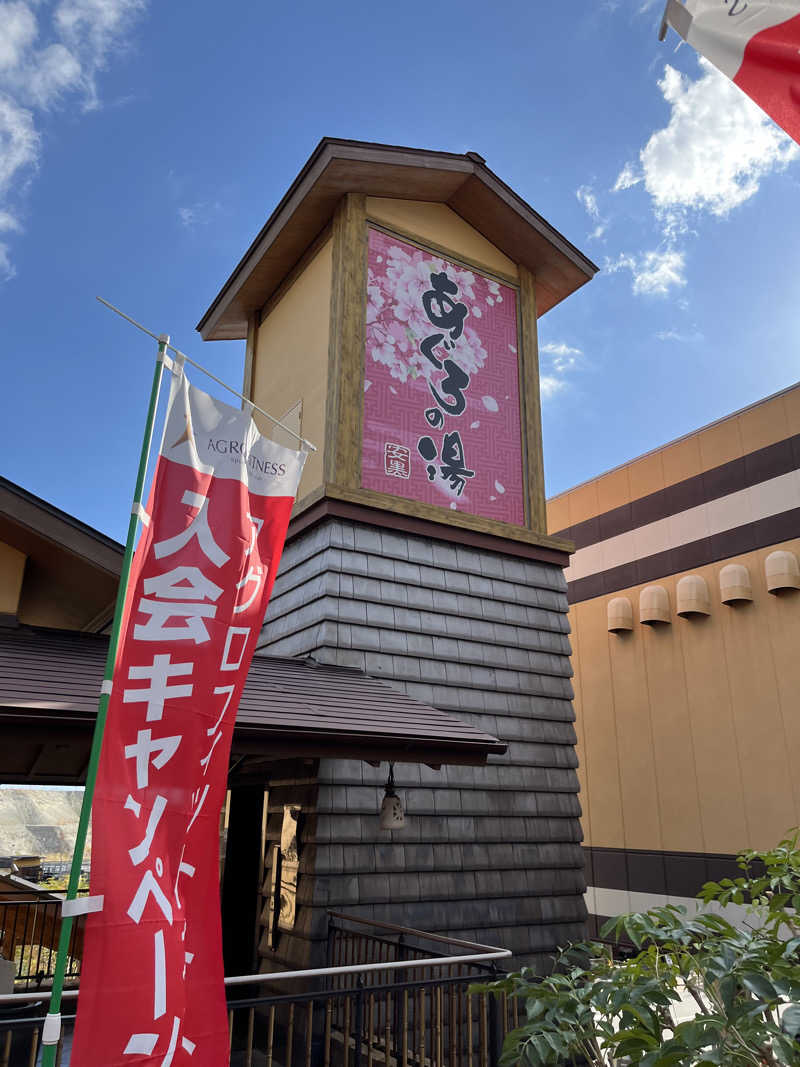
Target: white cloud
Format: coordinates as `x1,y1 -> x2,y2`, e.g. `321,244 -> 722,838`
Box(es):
0,210 -> 22,232
610,57 -> 798,299
55,0 -> 146,109
15,43 -> 82,107
178,200 -> 222,229
612,162 -> 640,192
600,0 -> 660,17
0,0 -> 146,279
605,248 -> 687,296
655,327 -> 704,343
616,58 -> 799,226
632,249 -> 686,295
576,185 -> 600,220
0,243 -> 15,280
0,3 -> 38,72
540,376 -> 566,399
539,340 -> 583,398
0,95 -> 39,196
576,184 -> 608,240
541,341 -> 581,365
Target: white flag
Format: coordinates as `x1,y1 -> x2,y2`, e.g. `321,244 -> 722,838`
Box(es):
663,0 -> 800,144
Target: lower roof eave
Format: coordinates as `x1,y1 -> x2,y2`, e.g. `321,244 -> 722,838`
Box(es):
230,726 -> 507,767
0,708 -> 507,769
0,627 -> 508,771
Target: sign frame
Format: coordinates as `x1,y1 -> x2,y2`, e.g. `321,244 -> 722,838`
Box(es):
361,220 -> 530,529
323,193 -> 551,548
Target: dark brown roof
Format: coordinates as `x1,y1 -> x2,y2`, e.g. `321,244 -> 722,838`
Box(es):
0,476 -> 123,577
197,137 -> 598,341
0,628 -> 506,771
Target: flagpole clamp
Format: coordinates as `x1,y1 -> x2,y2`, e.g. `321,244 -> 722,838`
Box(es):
42,1013 -> 61,1046
62,895 -> 104,918
156,334 -> 171,364
132,502 -> 151,527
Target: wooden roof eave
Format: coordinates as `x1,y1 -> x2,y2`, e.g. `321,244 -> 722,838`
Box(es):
0,477 -> 123,577
0,707 -> 505,769
0,628 -> 507,769
196,137 -> 598,342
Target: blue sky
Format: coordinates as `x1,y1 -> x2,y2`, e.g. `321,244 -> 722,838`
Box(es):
1,0 -> 798,541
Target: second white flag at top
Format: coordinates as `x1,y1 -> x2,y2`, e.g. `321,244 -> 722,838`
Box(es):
663,0 -> 800,144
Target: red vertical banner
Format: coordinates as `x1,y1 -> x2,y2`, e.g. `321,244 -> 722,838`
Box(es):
72,372 -> 306,1065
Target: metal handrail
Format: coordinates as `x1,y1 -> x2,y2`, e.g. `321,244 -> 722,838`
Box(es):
0,921 -> 510,1005
227,967 -> 504,1011
0,949 -> 510,1004
223,948 -> 511,988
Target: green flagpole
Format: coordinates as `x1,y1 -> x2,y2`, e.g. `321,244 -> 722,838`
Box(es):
41,335 -> 171,1064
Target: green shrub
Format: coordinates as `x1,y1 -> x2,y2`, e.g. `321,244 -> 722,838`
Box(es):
477,833 -> 800,1066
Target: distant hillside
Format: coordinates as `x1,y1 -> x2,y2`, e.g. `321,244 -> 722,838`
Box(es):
0,788 -> 88,862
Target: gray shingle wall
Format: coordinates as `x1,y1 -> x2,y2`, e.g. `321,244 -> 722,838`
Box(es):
256,517 -> 585,972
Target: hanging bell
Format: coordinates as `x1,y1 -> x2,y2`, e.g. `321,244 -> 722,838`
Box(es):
379,764 -> 405,830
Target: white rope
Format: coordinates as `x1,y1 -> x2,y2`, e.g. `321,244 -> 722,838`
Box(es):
97,296 -> 317,452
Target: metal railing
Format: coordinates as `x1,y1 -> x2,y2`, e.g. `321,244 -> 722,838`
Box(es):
226,971 -> 517,1067
0,1001 -> 72,1067
0,894 -> 85,990
0,913 -> 515,1066
327,912 -> 478,970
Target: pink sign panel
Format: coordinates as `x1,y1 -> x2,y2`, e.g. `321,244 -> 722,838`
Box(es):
362,228 -> 524,526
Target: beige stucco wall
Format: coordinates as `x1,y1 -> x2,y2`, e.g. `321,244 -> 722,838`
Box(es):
0,541 -> 26,616
548,382 -> 800,533
366,198 -> 518,281
549,385 -> 800,863
252,238 -> 333,504
572,537 -> 800,858
15,552 -> 117,630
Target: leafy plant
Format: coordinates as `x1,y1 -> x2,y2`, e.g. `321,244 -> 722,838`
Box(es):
477,832 -> 800,1066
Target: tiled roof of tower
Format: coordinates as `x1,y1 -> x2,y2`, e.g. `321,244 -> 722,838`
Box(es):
197,137 -> 598,341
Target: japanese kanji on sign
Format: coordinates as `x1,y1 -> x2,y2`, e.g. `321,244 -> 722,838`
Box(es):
70,369 -> 306,1066
362,228 -> 525,526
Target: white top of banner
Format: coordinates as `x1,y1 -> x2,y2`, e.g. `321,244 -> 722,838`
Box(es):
682,1 -> 800,78
161,374 -> 307,497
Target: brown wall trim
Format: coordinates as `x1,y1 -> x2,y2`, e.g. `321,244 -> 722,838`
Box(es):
325,193 -> 368,489
519,265 -> 547,535
567,506 -> 800,603
584,846 -> 742,902
554,433 -> 800,550
288,496 -> 572,567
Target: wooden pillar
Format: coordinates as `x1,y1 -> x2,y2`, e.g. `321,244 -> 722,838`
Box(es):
325,192 -> 368,489
518,265 -> 546,534
242,310 -> 259,405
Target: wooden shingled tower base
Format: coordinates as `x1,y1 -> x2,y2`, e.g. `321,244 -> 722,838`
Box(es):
251,511 -> 585,975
